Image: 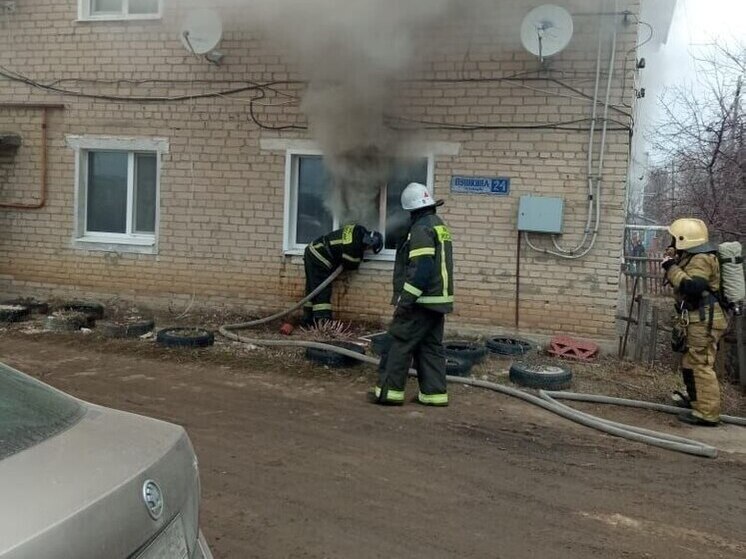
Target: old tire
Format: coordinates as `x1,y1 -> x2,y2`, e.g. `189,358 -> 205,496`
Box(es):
0,304 -> 30,323
446,356 -> 473,377
45,312 -> 91,332
305,341 -> 365,368
444,340 -> 487,365
98,319 -> 155,338
486,336 -> 535,356
58,301 -> 105,320
2,298 -> 49,315
509,363 -> 573,390
156,327 -> 214,348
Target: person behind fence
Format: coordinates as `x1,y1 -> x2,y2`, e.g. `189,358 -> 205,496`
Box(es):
631,234 -> 645,273
661,218 -> 726,427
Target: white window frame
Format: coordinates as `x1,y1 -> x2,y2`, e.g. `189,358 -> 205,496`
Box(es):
67,135 -> 168,254
78,0 -> 163,21
283,149 -> 435,261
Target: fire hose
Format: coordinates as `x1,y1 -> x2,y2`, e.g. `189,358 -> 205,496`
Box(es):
220,266 -> 745,459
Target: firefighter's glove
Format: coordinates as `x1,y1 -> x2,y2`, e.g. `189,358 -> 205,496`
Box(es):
396,294 -> 416,315
660,256 -> 676,271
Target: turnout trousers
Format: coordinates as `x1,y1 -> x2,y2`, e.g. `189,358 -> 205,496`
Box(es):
681,321 -> 725,422
376,306 -> 448,405
303,246 -> 333,322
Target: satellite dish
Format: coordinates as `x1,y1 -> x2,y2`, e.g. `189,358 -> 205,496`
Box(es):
520,4 -> 574,60
180,9 -> 223,55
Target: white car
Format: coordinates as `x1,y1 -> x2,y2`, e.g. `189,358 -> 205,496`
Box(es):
0,361 -> 213,559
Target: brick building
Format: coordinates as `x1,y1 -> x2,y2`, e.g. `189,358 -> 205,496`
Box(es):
0,0 -> 643,344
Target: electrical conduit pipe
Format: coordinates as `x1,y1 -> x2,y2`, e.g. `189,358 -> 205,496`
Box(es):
0,104 -> 64,210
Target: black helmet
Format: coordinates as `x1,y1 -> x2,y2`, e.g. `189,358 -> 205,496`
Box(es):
363,231 -> 384,254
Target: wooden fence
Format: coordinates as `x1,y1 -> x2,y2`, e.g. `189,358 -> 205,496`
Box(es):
623,253 -> 672,298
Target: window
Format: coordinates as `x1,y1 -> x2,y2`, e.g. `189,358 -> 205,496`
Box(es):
67,136 -> 168,253
79,0 -> 162,20
284,151 -> 433,258
0,362 -> 84,461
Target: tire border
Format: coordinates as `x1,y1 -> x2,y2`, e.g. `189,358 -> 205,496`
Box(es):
0,304 -> 30,323
486,336 -> 535,356
98,319 -> 155,338
305,341 -> 366,368
2,298 -> 49,315
58,301 -> 105,320
446,355 -> 473,377
444,340 -> 488,364
156,327 -> 215,348
508,362 -> 573,390
44,312 -> 91,331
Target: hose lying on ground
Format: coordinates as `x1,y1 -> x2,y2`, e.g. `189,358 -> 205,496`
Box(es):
220,266 -> 745,459
544,392 -> 746,427
220,265 -> 393,362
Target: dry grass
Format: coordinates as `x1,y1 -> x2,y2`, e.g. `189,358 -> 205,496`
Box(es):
2,305 -> 744,417
299,320 -> 356,340
469,350 -> 746,417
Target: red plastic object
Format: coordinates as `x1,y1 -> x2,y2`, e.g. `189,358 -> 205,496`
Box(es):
279,323 -> 294,336
548,335 -> 599,362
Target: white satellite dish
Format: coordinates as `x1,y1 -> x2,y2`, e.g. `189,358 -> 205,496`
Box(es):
180,9 -> 223,55
520,4 -> 574,61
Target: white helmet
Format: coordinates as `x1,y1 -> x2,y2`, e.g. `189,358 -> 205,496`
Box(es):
401,182 -> 435,211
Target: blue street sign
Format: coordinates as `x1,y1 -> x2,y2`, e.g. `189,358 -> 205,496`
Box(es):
450,176 -> 510,195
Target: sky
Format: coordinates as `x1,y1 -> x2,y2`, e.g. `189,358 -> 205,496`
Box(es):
625,0 -> 745,211
629,0 -> 745,193
638,0 -> 745,138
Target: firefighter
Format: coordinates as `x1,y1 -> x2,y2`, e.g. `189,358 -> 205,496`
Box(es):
302,224 -> 383,325
371,182 -> 454,406
662,218 -> 727,426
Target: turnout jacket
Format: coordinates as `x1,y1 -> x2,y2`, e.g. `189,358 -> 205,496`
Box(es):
393,209 -> 454,314
666,252 -> 726,326
306,224 -> 368,271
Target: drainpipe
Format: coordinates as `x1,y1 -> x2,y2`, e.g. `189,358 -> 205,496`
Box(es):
0,103 -> 65,210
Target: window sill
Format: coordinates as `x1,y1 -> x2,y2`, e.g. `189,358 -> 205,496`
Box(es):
284,249 -> 395,262
285,254 -> 395,271
73,235 -> 157,255
77,15 -> 161,22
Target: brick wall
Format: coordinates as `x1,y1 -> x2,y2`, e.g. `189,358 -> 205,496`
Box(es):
0,109 -> 43,204
0,0 -> 640,343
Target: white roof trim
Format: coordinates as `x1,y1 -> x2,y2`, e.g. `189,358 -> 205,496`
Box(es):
66,135 -> 170,153
260,137 -> 460,156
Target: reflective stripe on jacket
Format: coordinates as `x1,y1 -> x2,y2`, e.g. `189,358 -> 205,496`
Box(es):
393,212 -> 454,314
306,224 -> 367,270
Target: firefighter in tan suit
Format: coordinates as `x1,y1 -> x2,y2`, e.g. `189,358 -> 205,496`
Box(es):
662,219 -> 726,426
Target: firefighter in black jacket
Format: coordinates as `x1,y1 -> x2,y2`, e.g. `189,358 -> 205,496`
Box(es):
302,224 -> 383,325
372,182 -> 454,406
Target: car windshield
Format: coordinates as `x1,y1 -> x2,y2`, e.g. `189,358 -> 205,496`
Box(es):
0,362 -> 85,461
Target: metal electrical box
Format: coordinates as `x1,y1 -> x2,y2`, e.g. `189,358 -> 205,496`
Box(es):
0,133 -> 21,153
517,196 -> 564,234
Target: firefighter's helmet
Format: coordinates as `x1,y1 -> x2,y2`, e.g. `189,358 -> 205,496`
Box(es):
668,218 -> 709,251
401,182 -> 436,211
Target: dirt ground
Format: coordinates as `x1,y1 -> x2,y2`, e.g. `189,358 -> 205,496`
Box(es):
1,329 -> 745,559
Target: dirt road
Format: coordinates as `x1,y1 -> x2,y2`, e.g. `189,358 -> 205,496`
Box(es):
1,334 -> 744,558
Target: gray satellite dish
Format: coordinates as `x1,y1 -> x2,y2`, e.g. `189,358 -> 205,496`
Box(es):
520,4 -> 574,61
180,9 -> 223,55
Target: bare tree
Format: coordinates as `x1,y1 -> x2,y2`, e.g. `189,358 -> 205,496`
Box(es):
645,43 -> 745,242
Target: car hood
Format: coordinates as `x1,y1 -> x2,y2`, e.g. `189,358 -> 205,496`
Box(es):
0,403 -> 200,559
